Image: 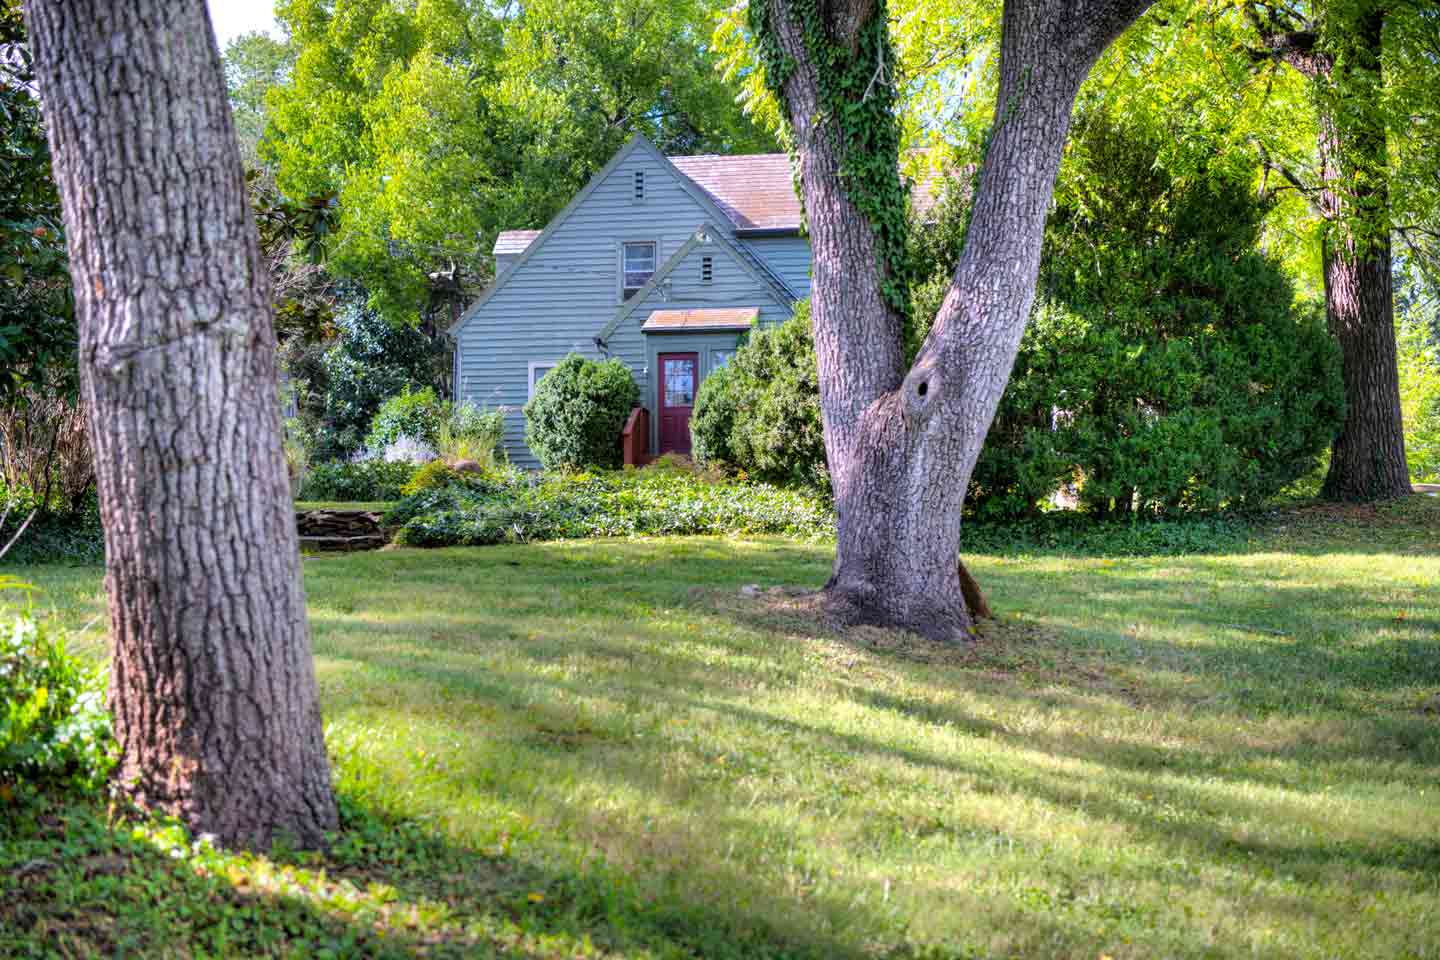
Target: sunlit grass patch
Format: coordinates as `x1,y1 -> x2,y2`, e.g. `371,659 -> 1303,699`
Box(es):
6,495 -> 1439,957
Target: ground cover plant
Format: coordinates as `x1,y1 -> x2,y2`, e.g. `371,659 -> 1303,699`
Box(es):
4,494 -> 1437,957
385,466 -> 834,546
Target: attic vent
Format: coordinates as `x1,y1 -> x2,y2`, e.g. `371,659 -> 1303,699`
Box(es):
701,255 -> 713,284
633,170 -> 645,201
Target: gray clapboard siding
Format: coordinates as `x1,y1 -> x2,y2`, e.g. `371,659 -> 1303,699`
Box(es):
454,134 -> 816,466
455,138 -> 735,466
607,235 -> 792,445
744,235 -> 811,298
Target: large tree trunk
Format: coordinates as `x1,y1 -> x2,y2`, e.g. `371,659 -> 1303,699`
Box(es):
1313,7 -> 1410,501
758,0 -> 1151,641
1255,3 -> 1411,501
25,0 -> 338,848
1320,218 -> 1411,500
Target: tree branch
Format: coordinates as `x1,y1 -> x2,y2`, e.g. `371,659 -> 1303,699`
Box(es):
1066,0 -> 1159,67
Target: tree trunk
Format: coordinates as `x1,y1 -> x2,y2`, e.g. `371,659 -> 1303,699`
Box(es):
1320,223 -> 1411,500
759,0 -> 1151,641
25,0 -> 338,848
1312,7 -> 1411,501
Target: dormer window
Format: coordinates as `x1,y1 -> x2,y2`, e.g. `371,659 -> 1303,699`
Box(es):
622,241 -> 656,300
701,255 -> 713,284
633,170 -> 645,201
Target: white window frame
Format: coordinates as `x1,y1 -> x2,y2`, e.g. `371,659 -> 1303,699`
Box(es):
618,238 -> 658,303
528,359 -> 563,399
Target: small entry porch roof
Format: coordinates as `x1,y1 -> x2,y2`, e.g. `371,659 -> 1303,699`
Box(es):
641,307 -> 758,333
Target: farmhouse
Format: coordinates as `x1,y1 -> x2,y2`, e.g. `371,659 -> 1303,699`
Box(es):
450,132 -> 815,466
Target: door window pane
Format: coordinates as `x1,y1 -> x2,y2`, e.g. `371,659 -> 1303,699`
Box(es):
663,358 -> 695,406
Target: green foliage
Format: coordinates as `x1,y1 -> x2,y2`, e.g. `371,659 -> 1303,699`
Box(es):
748,0 -> 912,316
296,460 -> 417,504
0,492 -> 104,566
400,461 -> 461,498
693,307 -> 829,493
438,402 -> 506,468
365,386 -> 447,451
220,31 -> 296,168
386,469 -> 833,547
523,354 -> 638,471
689,363 -> 741,467
0,590 -> 113,792
0,8 -> 75,404
266,0 -> 775,326
285,295 -> 449,461
1398,306 -> 1440,483
927,112 -> 1344,518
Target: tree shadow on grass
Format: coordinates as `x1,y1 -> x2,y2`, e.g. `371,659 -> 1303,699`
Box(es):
1,782 -> 877,960
306,634 -> 1440,957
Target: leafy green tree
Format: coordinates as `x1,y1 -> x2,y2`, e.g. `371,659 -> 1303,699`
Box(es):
0,5 -> 74,403
264,0 -> 776,327
286,293 -> 449,461
221,30 -> 295,168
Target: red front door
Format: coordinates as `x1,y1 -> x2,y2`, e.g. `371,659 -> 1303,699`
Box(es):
657,352 -> 698,455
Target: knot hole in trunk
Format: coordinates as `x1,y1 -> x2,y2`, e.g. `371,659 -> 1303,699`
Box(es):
901,362 -> 943,425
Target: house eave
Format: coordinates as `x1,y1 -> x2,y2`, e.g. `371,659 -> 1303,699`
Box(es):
733,226 -> 802,239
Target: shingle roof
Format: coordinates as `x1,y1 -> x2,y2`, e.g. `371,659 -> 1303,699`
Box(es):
668,154 -> 801,231
493,229 -> 543,255
670,153 -> 949,232
641,307 -> 758,332
492,153 -> 950,257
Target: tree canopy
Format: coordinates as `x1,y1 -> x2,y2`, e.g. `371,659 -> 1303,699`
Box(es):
259,0 -> 778,326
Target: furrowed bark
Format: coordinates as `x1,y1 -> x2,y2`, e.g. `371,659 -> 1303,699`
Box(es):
25,0 -> 338,848
763,0 -> 1151,641
1312,8 -> 1410,500
1254,4 -> 1411,501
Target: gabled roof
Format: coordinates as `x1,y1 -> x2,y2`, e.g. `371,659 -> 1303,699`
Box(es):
493,230 -> 542,255
478,145 -> 953,278
596,222 -> 794,344
451,133 -> 742,337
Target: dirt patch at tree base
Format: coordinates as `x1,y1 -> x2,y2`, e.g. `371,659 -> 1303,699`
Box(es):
714,585 -> 1058,667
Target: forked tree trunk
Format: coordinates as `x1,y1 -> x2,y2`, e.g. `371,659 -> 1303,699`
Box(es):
759,0 -> 1151,641
25,0 -> 337,848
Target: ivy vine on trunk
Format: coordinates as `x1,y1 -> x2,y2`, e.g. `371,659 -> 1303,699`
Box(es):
753,0 -> 1153,641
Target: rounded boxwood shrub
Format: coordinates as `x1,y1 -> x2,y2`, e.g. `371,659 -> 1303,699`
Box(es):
690,361 -> 739,467
690,304 -> 830,493
523,354 -> 638,470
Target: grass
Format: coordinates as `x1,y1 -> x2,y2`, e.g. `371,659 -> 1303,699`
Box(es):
4,495 -> 1439,958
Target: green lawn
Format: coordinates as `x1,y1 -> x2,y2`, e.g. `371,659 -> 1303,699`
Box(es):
5,496 -> 1439,958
